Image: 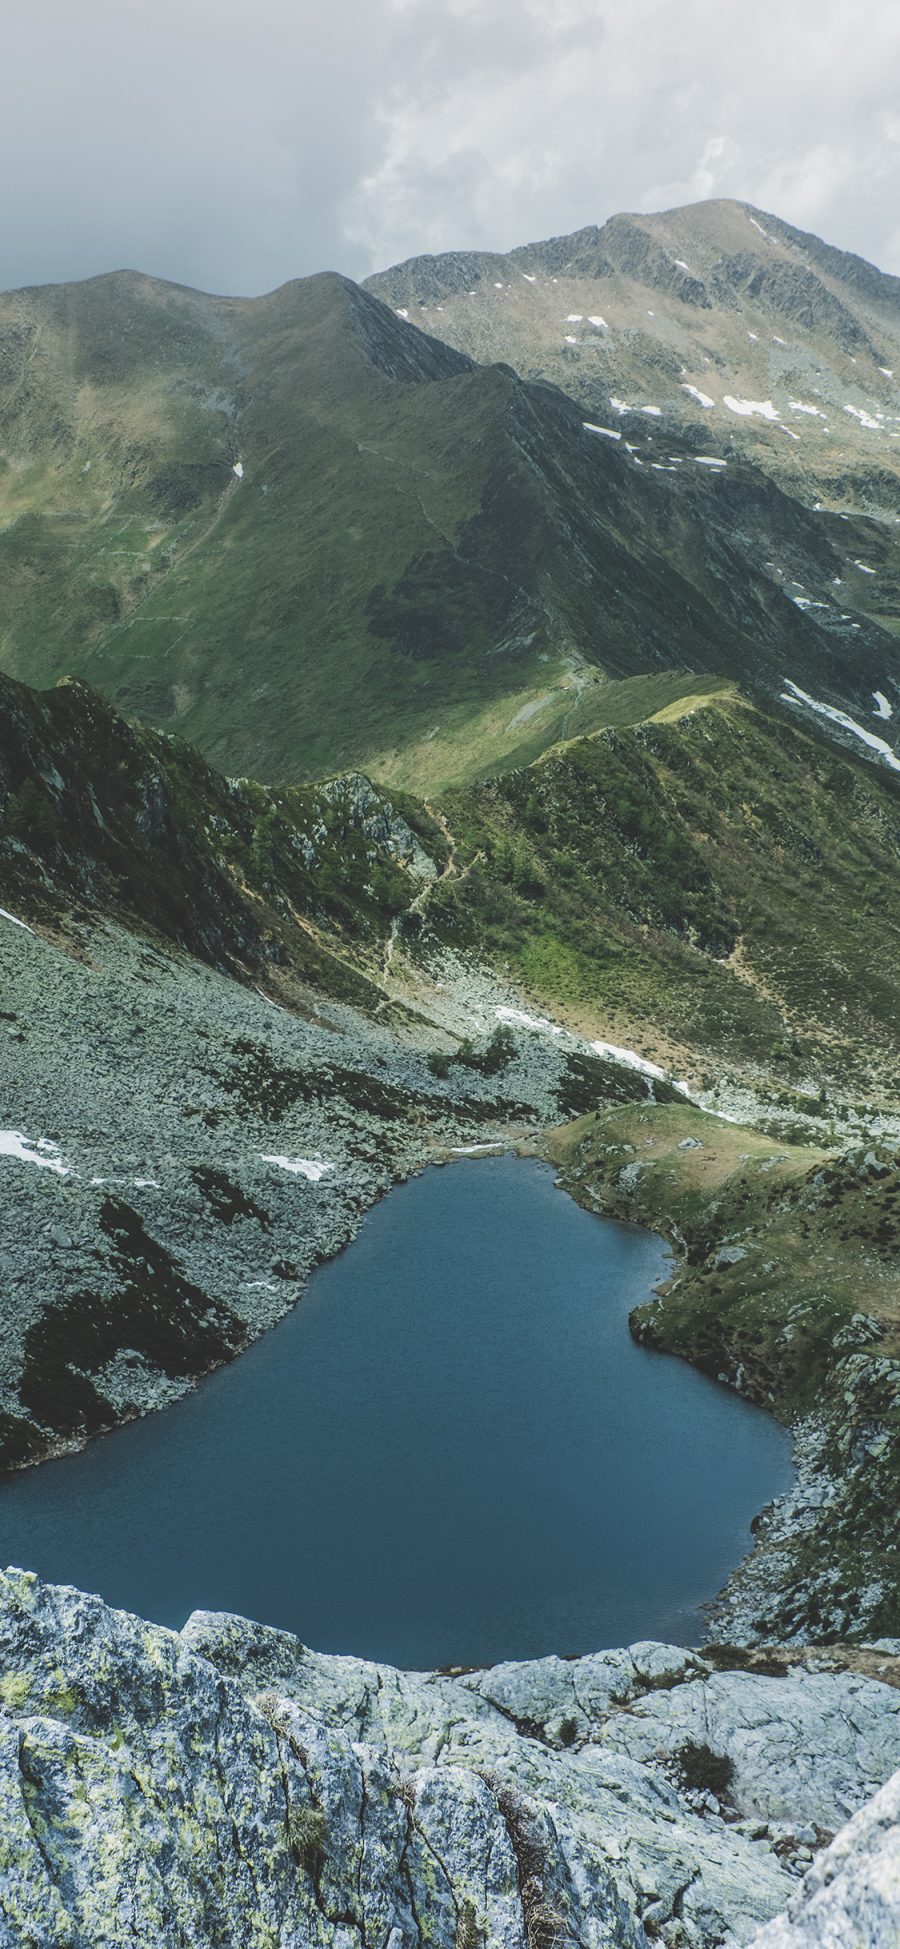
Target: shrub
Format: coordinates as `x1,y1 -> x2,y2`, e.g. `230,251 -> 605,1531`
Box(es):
456,1898 -> 482,1949
286,1804 -> 327,1873
673,1740 -> 734,1801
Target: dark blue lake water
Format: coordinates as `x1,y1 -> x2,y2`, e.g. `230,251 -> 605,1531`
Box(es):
0,1157 -> 793,1668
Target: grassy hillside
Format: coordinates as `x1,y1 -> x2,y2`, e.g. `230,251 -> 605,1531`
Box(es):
422,691 -> 900,1098
1,265 -> 898,793
3,670 -> 898,1107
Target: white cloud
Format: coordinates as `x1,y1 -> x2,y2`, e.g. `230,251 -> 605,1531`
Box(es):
2,0 -> 899,293
347,0 -> 900,277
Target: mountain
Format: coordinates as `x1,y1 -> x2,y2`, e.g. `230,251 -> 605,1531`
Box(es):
1,252 -> 898,793
366,197 -> 900,710
4,668 -> 899,1106
365,197 -> 900,532
2,225 -> 900,1940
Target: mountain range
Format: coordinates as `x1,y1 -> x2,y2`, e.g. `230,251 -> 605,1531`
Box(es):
1,200 -> 898,794
1,199 -> 900,1947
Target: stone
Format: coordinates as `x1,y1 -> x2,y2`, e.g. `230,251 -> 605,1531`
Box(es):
3,1570 -> 900,1946
747,1769 -> 900,1947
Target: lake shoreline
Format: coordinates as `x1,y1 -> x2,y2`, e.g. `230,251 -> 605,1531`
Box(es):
0,1153 -> 792,1668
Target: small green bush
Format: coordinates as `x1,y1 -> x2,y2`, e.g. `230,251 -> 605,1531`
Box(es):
456,1898 -> 482,1949
286,1803 -> 327,1873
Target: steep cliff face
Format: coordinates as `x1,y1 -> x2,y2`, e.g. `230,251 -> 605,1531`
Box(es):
0,1570 -> 898,1948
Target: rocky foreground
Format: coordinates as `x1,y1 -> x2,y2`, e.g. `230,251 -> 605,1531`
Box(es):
0,1569 -> 898,1947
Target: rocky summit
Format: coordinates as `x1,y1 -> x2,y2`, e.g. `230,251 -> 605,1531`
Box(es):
0,1568 -> 899,1948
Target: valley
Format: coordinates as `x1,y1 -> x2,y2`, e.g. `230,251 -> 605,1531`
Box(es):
0,197 -> 899,1946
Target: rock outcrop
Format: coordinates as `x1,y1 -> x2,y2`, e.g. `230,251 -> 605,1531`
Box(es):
748,1772 -> 900,1947
1,1569 -> 899,1947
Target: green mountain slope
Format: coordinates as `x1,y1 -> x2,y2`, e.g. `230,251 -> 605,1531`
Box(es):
1,262 -> 898,791
0,668 -> 445,1010
427,690 -> 900,1101
4,670 -> 898,1109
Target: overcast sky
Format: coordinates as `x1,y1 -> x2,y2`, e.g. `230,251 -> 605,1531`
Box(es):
4,0 -> 900,295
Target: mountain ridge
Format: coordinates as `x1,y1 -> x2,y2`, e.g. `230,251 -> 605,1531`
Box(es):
364,195 -> 900,542
1,220 -> 899,790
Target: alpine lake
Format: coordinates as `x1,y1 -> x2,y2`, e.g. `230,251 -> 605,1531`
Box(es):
0,1155 -> 793,1668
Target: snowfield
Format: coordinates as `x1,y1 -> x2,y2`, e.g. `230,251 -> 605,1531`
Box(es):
0,1132 -> 71,1176
782,679 -> 900,771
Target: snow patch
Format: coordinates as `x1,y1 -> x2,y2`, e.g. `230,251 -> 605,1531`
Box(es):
681,384 -> 714,409
565,314 -> 583,322
854,560 -> 876,574
694,455 -> 727,467
583,422 -> 621,440
587,315 -> 607,329
873,691 -> 893,719
749,216 -> 770,238
394,309 -> 409,320
590,1040 -> 666,1080
232,461 -> 244,479
253,985 -> 288,1012
564,335 -> 579,345
781,679 -> 900,771
641,405 -> 662,417
449,1143 -> 503,1156
0,907 -> 34,935
0,1132 -> 71,1176
520,273 -> 536,282
723,396 -> 779,421
844,404 -> 880,431
609,397 -> 628,414
879,367 -> 893,377
261,1155 -> 335,1182
788,401 -> 823,417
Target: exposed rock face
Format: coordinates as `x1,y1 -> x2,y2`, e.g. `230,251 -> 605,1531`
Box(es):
1,1570 -> 899,1947
748,1772 -> 900,1948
